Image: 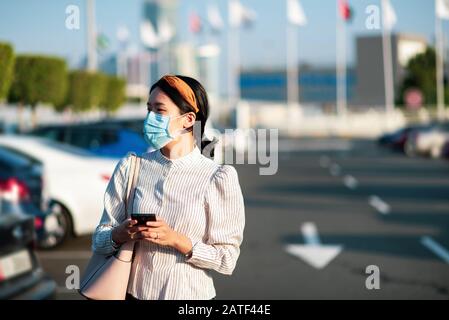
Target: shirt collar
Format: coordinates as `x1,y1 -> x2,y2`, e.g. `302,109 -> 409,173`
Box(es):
155,145 -> 201,168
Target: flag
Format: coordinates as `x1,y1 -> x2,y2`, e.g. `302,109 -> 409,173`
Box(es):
338,0 -> 353,22
189,11 -> 202,33
140,21 -> 159,48
96,33 -> 110,53
158,18 -> 175,43
287,0 -> 307,26
116,25 -> 130,44
207,4 -> 224,32
436,0 -> 449,19
229,0 -> 257,28
382,0 -> 397,31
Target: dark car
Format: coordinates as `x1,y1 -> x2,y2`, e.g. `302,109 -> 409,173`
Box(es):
26,122 -> 148,158
0,146 -> 67,249
441,140 -> 449,160
0,146 -> 47,237
378,124 -> 434,152
96,117 -> 146,134
0,147 -> 56,299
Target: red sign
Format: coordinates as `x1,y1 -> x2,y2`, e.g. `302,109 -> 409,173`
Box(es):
404,88 -> 423,110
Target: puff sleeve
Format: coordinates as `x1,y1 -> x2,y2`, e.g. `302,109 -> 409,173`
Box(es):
186,165 -> 245,275
91,152 -> 134,255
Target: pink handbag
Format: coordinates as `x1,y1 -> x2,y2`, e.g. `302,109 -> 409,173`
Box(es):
79,154 -> 141,300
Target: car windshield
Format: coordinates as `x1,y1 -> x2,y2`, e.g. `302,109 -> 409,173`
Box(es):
0,146 -> 35,168
40,139 -> 97,157
438,122 -> 449,131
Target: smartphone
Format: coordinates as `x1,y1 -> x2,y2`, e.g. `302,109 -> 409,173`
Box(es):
131,213 -> 157,226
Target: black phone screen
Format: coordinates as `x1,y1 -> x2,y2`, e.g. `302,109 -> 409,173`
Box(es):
131,213 -> 157,225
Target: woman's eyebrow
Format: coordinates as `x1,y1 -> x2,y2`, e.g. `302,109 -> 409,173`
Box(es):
147,102 -> 166,108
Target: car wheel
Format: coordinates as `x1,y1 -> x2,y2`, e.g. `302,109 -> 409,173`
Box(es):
431,145 -> 442,159
404,142 -> 416,157
38,202 -> 72,249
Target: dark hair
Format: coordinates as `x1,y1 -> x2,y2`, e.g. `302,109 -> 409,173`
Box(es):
149,75 -> 217,158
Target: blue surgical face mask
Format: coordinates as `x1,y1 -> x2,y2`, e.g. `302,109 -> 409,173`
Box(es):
143,111 -> 186,150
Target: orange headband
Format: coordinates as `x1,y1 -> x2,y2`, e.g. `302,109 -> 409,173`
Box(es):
161,75 -> 199,113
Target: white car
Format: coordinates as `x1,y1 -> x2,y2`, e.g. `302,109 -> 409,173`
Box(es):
0,135 -> 118,248
410,122 -> 449,158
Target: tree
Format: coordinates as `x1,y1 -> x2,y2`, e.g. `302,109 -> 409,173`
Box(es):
0,43 -> 15,102
398,47 -> 449,107
99,76 -> 126,116
8,55 -> 68,128
67,71 -> 108,113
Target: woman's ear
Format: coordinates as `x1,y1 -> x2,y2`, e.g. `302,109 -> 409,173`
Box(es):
183,112 -> 196,129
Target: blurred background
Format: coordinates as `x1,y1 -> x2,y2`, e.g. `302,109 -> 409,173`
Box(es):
0,0 -> 448,300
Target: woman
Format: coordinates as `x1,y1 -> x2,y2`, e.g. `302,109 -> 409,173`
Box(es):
92,75 -> 245,300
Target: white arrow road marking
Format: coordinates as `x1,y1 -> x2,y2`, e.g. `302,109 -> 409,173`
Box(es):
319,156 -> 331,168
285,222 -> 343,269
329,163 -> 342,176
343,175 -> 358,190
421,236 -> 449,264
368,195 -> 391,215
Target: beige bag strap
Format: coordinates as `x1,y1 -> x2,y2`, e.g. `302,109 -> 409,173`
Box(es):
124,154 -> 141,219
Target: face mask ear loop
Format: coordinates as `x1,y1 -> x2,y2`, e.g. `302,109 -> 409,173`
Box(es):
169,113 -> 195,138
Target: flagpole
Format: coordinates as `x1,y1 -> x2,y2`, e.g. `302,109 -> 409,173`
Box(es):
227,0 -> 234,112
228,0 -> 240,113
435,5 -> 445,120
381,0 -> 395,116
286,19 -> 299,109
86,0 -> 97,71
336,1 -> 347,117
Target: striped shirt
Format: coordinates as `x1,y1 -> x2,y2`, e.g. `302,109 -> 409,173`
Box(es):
91,145 -> 245,300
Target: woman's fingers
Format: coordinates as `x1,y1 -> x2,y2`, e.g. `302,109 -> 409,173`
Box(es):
128,226 -> 149,233
127,219 -> 138,227
144,225 -> 165,233
136,229 -> 164,239
146,221 -> 164,227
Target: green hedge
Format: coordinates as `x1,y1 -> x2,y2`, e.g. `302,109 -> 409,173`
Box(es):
0,43 -> 15,101
66,71 -> 126,113
67,71 -> 108,112
8,55 -> 68,107
100,76 -> 126,114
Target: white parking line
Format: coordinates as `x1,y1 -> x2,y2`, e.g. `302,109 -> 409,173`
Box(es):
319,156 -> 331,168
37,251 -> 92,260
368,195 -> 391,215
343,175 -> 359,190
329,163 -> 342,176
421,236 -> 449,264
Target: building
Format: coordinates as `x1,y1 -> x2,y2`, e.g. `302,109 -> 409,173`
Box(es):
142,0 -> 178,81
354,33 -> 427,107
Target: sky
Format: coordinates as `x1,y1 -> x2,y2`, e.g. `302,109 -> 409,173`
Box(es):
0,0 -> 442,70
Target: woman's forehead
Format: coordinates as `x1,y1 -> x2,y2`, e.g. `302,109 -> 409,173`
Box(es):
148,87 -> 173,105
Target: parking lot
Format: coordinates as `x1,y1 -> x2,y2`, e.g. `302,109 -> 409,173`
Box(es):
36,137 -> 449,300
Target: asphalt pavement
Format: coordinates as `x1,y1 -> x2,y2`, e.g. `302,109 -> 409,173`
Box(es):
37,138 -> 449,299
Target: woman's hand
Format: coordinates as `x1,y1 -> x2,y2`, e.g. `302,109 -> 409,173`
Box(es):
111,219 -> 149,245
138,217 -> 193,255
